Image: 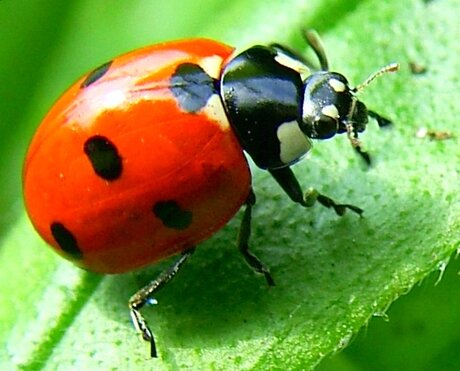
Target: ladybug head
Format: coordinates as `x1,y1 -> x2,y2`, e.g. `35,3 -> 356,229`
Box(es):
299,63 -> 399,164
300,71 -> 369,140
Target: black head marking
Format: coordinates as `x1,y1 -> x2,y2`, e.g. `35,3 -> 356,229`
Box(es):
170,63 -> 215,113
84,135 -> 122,181
50,222 -> 82,260
81,61 -> 112,88
153,200 -> 192,230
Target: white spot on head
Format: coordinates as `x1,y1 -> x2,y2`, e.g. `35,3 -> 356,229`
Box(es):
200,55 -> 224,80
321,104 -> 339,119
328,78 -> 346,92
303,99 -> 316,117
202,94 -> 230,130
277,120 -> 312,165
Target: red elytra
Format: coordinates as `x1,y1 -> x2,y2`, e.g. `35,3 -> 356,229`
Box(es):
23,39 -> 250,274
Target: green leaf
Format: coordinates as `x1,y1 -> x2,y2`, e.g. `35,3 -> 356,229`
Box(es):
318,256 -> 460,371
1,0 -> 459,369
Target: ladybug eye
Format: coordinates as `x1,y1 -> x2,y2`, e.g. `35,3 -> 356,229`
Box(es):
300,110 -> 339,139
301,72 -> 353,139
313,113 -> 339,139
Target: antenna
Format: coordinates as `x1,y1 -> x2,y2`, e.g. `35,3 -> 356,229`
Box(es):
353,63 -> 399,94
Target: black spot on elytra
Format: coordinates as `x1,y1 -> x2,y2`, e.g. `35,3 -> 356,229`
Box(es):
153,200 -> 192,230
84,135 -> 122,181
50,222 -> 82,260
81,61 -> 112,88
170,63 -> 215,113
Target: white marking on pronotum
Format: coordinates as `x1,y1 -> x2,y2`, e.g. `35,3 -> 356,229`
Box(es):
274,53 -> 310,78
203,94 -> 230,130
277,120 -> 312,164
328,78 -> 346,92
200,55 -> 224,80
321,104 -> 339,119
275,52 -> 311,80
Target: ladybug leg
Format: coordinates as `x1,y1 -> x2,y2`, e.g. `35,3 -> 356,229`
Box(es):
238,189 -> 276,287
268,167 -> 363,217
302,29 -> 330,71
129,248 -> 195,358
368,110 -> 393,128
351,110 -> 393,165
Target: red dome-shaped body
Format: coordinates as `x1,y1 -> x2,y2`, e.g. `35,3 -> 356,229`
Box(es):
23,39 -> 251,274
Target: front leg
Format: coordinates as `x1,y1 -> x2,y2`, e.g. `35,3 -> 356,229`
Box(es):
268,167 -> 363,216
368,109 -> 393,128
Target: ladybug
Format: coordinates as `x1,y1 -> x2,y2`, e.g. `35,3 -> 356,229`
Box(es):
23,30 -> 398,357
